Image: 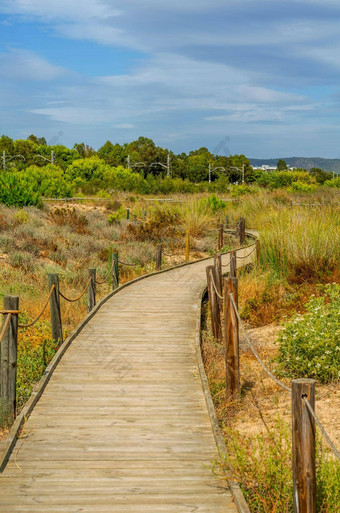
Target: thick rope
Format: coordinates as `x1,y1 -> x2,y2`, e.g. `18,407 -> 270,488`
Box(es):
229,293 -> 291,392
118,260 -> 140,267
236,245 -> 257,260
221,257 -> 231,268
59,278 -> 92,303
303,397 -> 340,462
209,270 -> 224,300
18,285 -> 56,329
95,278 -> 107,285
0,313 -> 12,343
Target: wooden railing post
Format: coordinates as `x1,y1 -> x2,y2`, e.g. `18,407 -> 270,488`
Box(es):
112,252 -> 119,290
230,250 -> 237,278
238,217 -> 245,245
48,274 -> 63,346
133,214 -> 137,224
224,277 -> 239,402
292,379 -> 316,513
88,269 -> 96,313
214,253 -> 222,299
0,296 -> 19,427
225,215 -> 228,229
126,208 -> 130,220
256,239 -> 260,266
185,230 -> 190,262
218,224 -> 224,250
156,244 -> 163,271
206,265 -> 222,342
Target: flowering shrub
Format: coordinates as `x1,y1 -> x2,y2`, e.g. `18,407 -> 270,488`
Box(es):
275,284 -> 340,383
290,180 -> 317,192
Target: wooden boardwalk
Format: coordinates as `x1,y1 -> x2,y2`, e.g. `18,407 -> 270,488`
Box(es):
0,247 -> 255,513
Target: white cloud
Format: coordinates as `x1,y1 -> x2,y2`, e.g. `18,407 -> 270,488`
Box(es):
0,48 -> 67,81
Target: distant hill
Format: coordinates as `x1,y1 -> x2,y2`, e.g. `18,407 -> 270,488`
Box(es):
250,157 -> 340,173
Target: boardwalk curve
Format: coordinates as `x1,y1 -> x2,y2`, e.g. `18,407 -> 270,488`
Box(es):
0,243 -> 256,513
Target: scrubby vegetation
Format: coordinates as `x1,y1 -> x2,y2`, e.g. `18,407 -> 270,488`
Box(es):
276,284 -> 340,383
1,134 -> 339,207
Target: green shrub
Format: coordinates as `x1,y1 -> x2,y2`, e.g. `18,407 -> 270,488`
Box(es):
324,177 -> 340,188
14,210 -> 29,224
0,173 -> 42,207
289,180 -> 317,192
256,171 -> 316,189
275,284 -> 340,383
200,194 -> 226,213
108,207 -> 125,224
230,184 -> 254,196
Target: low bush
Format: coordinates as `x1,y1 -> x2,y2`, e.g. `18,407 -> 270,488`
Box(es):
324,177 -> 340,188
0,173 -> 42,207
275,284 -> 340,383
290,180 -> 317,193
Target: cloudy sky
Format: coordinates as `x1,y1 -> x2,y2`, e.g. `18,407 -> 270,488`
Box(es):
1,0 -> 340,157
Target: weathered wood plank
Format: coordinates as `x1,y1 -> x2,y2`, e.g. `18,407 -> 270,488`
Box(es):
0,244 -> 257,512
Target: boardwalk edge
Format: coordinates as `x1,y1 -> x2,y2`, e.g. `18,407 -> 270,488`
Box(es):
0,233 -> 257,477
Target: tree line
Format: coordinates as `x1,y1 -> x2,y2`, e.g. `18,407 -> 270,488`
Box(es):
0,134 -> 254,183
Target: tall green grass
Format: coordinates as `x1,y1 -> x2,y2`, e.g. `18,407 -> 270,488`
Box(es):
227,191 -> 339,282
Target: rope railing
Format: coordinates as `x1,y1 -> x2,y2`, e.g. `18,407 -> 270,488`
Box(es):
118,260 -> 140,267
228,292 -> 340,462
0,313 -> 12,344
236,245 -> 257,260
95,278 -> 107,285
221,257 -> 231,268
229,293 -> 290,392
303,397 -> 340,462
210,270 -> 224,301
18,285 -> 56,329
205,254 -> 340,510
59,277 -> 92,303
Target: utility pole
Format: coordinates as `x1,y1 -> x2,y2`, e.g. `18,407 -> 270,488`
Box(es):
51,151 -> 55,165
242,163 -> 245,183
2,151 -> 5,171
209,163 -> 211,184
127,155 -> 131,169
167,152 -> 171,177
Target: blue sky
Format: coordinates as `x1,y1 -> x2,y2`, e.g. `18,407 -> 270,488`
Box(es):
1,0 -> 340,158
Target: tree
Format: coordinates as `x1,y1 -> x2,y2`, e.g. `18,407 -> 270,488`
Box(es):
277,159 -> 288,171
27,134 -> 47,145
73,142 -> 97,158
98,141 -> 127,167
0,135 -> 14,156
310,167 -> 332,184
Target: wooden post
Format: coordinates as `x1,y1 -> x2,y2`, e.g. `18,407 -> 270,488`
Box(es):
239,217 -> 246,245
0,296 -> 18,427
225,215 -> 228,229
292,379 -> 316,513
126,208 -> 130,220
214,253 -> 222,300
185,230 -> 190,262
256,240 -> 260,266
156,244 -> 162,271
48,274 -> 63,346
88,268 -> 96,313
206,266 -> 222,342
224,277 -> 239,402
144,210 -> 147,220
112,252 -> 119,290
133,214 -> 137,224
230,250 -> 237,278
218,224 -> 224,250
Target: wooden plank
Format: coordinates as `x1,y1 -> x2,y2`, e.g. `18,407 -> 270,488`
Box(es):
0,242 -> 258,513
